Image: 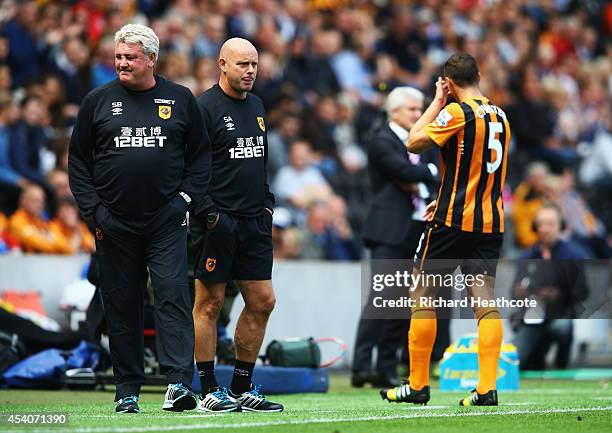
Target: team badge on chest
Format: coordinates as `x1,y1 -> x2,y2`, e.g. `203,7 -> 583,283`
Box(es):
257,116 -> 265,132
158,105 -> 172,119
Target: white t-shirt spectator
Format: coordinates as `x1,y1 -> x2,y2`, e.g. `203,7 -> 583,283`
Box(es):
272,165 -> 331,206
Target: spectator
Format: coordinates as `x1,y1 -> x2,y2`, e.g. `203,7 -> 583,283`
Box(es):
0,0 -> 607,264
507,66 -> 576,173
8,184 -> 72,254
0,64 -> 12,94
378,7 -> 427,80
252,51 -> 285,109
580,130 -> 612,190
41,74 -> 74,132
327,194 -> 361,260
192,58 -> 217,94
3,1 -> 42,88
193,14 -> 227,59
558,168 -> 610,258
266,113 -> 301,178
9,96 -> 49,186
51,37 -> 92,105
0,211 -> 20,253
300,198 -> 361,261
49,198 -> 95,254
285,29 -> 341,97
512,204 -> 589,369
330,31 -> 378,105
91,35 -> 117,88
579,130 -> 612,233
0,93 -> 27,214
273,139 -> 332,211
512,162 -> 551,249
47,169 -> 72,201
158,51 -> 197,94
301,95 -> 340,156
271,206 -> 300,259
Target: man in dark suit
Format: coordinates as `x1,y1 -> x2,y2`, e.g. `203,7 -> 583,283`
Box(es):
352,87 -> 442,387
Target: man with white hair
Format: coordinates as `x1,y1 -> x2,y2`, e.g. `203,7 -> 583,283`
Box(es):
353,86 -> 440,388
68,24 -> 211,414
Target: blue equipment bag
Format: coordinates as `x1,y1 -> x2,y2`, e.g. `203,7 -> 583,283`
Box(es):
191,364 -> 329,395
2,341 -> 100,389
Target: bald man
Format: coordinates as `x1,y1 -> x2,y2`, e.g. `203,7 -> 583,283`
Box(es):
191,38 -> 282,413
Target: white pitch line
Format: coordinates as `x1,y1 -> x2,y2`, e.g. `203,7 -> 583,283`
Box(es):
508,389 -> 610,395
85,406 -> 451,419
6,406 -> 612,433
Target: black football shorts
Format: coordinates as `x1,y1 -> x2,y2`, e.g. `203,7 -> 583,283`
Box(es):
414,222 -> 503,277
195,210 -> 273,282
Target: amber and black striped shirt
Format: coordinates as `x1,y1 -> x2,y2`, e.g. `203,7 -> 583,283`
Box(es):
424,97 -> 511,233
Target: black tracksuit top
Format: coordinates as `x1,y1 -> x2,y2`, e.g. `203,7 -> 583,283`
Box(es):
68,76 -> 212,224
196,84 -> 275,218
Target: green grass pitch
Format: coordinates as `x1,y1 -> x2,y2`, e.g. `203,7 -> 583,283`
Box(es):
1,374 -> 611,433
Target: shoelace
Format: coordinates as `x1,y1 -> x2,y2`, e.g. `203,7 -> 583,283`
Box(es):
247,385 -> 266,400
119,395 -> 139,404
211,387 -> 231,402
171,383 -> 189,392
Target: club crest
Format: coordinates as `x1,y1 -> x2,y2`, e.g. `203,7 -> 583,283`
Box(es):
257,116 -> 265,132
205,258 -> 217,272
158,105 -> 172,119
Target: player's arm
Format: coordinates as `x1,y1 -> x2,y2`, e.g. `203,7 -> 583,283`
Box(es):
68,94 -> 101,218
406,77 -> 450,153
182,95 -> 215,217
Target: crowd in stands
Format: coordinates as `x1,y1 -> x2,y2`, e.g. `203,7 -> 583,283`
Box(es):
0,0 -> 610,259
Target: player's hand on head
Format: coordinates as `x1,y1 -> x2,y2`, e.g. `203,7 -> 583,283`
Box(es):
434,77 -> 449,107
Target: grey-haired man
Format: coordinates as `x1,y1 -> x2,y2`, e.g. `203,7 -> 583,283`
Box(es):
69,23 -> 212,413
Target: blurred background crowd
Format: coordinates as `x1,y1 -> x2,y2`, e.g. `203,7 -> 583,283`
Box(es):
0,0 -> 610,260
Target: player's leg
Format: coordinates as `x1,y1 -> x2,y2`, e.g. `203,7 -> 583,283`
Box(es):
409,226 -> 440,391
193,279 -> 227,388
234,279 -> 275,375
461,234 -> 504,406
94,208 -> 147,413
380,278 -> 436,405
230,279 -> 282,412
381,225 -> 448,404
227,211 -> 282,412
192,279 -> 242,412
146,199 -> 197,411
382,224 -> 465,404
193,212 -> 241,412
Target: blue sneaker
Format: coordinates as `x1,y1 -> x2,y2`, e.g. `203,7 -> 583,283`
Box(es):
229,385 -> 283,412
162,383 -> 197,412
198,386 -> 242,413
116,395 -> 140,413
